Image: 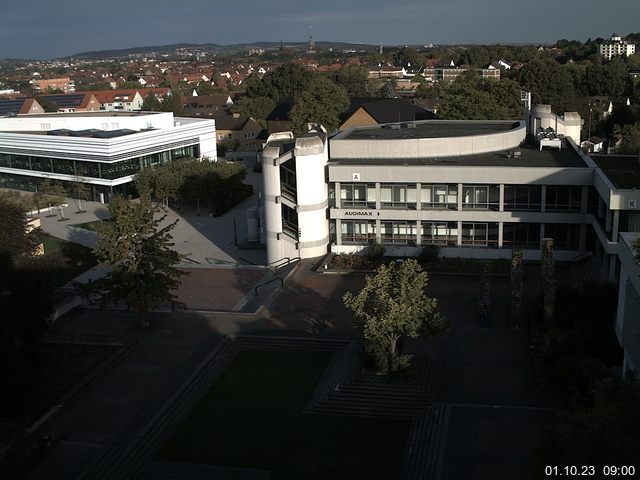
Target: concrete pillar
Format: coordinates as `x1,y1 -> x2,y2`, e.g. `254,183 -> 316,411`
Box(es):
498,222 -> 504,248
579,224 -> 587,251
416,183 -> 422,211
580,186 -> 589,214
499,184 -> 505,212
540,224 -> 545,243
612,210 -> 620,241
457,220 -> 462,246
609,254 -> 617,283
458,183 -> 463,211
416,220 -> 422,246
335,219 -> 342,245
375,182 -> 381,210
335,181 -> 341,209
375,218 -> 381,242
540,185 -> 546,213
262,149 -> 284,264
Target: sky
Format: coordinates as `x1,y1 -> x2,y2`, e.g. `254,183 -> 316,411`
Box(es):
1,0 -> 639,59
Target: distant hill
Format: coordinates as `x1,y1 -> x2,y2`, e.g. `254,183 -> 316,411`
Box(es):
65,41 -> 380,59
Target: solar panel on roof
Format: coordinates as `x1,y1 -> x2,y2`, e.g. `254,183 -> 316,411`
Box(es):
41,94 -> 85,108
0,98 -> 26,115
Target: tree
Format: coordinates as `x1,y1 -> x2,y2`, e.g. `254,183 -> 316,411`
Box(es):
69,177 -> 91,213
438,72 -> 523,120
37,179 -> 66,215
288,76 -> 349,134
343,259 -> 448,374
141,92 -> 163,111
518,59 -> 578,113
93,196 -> 186,328
331,65 -> 370,97
0,197 -> 41,259
616,122 -> 640,154
536,377 -> 640,474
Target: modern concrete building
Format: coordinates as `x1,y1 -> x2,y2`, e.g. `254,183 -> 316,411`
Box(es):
261,105 -> 640,376
599,34 -> 636,60
0,111 -> 216,200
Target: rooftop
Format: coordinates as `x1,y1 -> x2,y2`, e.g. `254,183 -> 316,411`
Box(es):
330,140 -> 587,168
592,155 -> 640,189
13,111 -> 161,118
338,120 -> 520,140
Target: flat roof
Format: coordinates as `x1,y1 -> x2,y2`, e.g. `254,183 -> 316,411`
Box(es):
15,111 -> 162,118
330,140 -> 587,168
591,155 -> 640,189
338,120 -> 520,140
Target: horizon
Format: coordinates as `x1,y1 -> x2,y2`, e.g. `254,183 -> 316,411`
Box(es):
1,0 -> 638,60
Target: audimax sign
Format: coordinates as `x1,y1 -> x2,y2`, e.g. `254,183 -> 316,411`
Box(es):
344,211 -> 380,216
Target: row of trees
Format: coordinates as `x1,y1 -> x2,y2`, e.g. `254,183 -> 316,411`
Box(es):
135,158 -> 251,215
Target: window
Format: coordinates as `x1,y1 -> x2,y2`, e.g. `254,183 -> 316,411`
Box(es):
279,160 -> 297,202
380,184 -> 416,208
340,183 -> 375,208
462,185 -> 499,210
281,204 -> 298,239
380,221 -> 417,244
545,186 -> 581,212
504,185 -> 541,211
341,220 -> 376,244
421,222 -> 457,245
461,222 -> 498,246
544,224 -> 580,249
502,223 -> 540,248
421,184 -> 457,209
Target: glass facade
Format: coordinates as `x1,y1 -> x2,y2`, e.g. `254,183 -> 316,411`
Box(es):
281,204 -> 298,239
341,220 -> 376,243
420,184 -> 457,209
461,222 -> 499,246
421,222 -> 457,245
504,185 -> 542,211
462,185 -> 500,210
502,223 -> 540,248
380,221 -> 417,244
544,223 -> 580,249
380,184 -> 417,209
545,186 -> 581,212
340,183 -> 375,208
0,144 -> 199,181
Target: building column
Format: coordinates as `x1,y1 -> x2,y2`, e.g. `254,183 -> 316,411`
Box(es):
499,184 -> 505,212
457,220 -> 462,246
579,224 -> 587,251
416,183 -> 422,211
609,254 -> 617,283
498,222 -> 504,248
540,224 -> 545,243
540,185 -> 546,213
580,186 -> 589,214
416,220 -> 422,246
335,219 -> 342,246
612,210 -> 620,241
375,218 -> 381,243
375,182 -> 381,210
334,181 -> 341,209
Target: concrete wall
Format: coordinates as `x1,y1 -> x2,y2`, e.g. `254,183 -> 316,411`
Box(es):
330,121 -> 526,159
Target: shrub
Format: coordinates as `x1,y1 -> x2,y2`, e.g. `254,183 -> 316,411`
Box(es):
367,240 -> 385,259
419,244 -> 440,263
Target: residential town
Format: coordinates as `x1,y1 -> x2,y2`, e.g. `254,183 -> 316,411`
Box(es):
1,12 -> 640,480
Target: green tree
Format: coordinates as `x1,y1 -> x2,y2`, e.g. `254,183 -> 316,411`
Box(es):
93,196 -> 186,328
69,177 -> 91,213
141,92 -> 163,111
331,65 -> 370,97
343,259 -> 448,374
0,197 -> 41,259
536,377 -> 640,474
38,179 -> 66,214
232,95 -> 276,127
518,59 -> 578,112
288,76 -> 349,134
616,122 -> 640,154
438,72 -> 523,120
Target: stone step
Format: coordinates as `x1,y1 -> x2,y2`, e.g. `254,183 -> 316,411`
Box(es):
79,338 -> 238,480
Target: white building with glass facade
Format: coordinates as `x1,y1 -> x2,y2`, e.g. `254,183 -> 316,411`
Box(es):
0,111 -> 216,200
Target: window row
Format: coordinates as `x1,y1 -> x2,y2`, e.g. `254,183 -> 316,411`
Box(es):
335,183 -> 587,212
339,220 -> 580,249
0,145 -> 199,180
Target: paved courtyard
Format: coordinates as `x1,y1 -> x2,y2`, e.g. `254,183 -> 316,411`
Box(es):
22,262 -> 561,479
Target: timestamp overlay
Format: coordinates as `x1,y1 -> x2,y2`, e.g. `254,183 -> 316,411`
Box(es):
545,466 -> 637,477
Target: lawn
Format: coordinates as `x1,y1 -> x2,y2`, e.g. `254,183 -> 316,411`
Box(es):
157,350 -> 410,480
41,234 -> 97,286
73,218 -> 111,232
